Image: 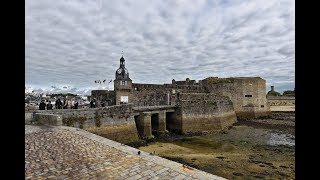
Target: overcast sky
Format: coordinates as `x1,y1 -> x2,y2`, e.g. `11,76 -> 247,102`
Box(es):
25,0 -> 294,95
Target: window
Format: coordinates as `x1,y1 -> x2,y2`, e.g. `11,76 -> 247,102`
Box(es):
120,96 -> 128,103
121,81 -> 127,86
245,95 -> 252,97
261,105 -> 264,108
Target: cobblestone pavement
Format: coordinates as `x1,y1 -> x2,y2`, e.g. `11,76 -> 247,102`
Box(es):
25,125 -> 225,180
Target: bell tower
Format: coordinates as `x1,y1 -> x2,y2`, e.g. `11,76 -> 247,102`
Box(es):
114,55 -> 132,105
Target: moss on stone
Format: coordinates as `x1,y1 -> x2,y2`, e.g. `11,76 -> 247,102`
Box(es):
205,77 -> 235,84
94,110 -> 101,127
62,116 -> 87,128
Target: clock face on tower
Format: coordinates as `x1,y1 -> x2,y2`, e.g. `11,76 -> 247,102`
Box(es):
117,69 -> 122,74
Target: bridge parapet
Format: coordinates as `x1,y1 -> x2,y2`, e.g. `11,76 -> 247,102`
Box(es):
133,105 -> 177,112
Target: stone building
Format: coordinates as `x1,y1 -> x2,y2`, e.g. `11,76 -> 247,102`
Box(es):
92,56 -> 271,119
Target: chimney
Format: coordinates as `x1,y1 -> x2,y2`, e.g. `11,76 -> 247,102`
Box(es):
271,86 -> 274,91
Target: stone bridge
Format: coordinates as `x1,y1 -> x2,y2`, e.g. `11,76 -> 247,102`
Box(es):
26,93 -> 238,143
132,105 -> 178,139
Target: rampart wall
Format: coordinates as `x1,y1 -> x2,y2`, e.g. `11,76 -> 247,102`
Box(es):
31,104 -> 139,144
131,83 -> 206,106
171,93 -> 237,134
91,90 -> 115,106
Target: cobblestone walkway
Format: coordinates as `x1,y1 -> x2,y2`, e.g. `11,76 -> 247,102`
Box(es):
25,125 -> 225,180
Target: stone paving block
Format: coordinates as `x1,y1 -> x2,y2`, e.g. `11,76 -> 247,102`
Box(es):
173,174 -> 187,180
126,174 -> 142,180
25,125 -> 225,180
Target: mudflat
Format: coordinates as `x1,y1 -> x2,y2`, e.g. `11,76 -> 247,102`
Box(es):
138,112 -> 295,179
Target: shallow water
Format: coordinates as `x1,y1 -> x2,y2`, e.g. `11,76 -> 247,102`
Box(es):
267,133 -> 295,146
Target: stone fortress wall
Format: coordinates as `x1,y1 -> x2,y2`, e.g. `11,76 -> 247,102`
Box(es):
27,104 -> 139,144
91,90 -> 115,106
90,56 -> 271,119
125,77 -> 270,119
173,93 -> 237,134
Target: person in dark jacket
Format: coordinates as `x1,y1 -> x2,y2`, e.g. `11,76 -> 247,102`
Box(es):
74,102 -> 79,109
46,101 -> 53,110
90,98 -> 96,108
55,98 -> 62,109
39,100 -> 46,110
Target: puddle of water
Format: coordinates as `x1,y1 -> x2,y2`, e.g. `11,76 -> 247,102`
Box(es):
267,133 -> 295,146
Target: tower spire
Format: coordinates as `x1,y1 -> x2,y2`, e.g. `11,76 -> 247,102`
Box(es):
121,50 -> 123,57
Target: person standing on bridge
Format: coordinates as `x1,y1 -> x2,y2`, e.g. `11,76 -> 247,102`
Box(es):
39,100 -> 46,110
90,98 -> 96,108
55,98 -> 62,109
46,101 -> 53,110
63,99 -> 68,109
74,101 -> 79,109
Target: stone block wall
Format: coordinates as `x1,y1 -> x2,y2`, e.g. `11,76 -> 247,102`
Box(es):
173,93 -> 237,134
231,78 -> 271,118
32,104 -> 139,144
202,77 -> 271,118
35,113 -> 63,126
131,83 -> 206,106
25,113 -> 33,124
91,90 -> 115,106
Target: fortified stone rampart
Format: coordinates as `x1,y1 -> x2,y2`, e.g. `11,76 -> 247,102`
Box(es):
131,83 -> 171,106
31,104 -> 139,144
126,77 -> 271,119
171,93 -> 237,134
91,90 -> 115,106
199,77 -> 271,118
267,96 -> 295,106
131,83 -> 206,107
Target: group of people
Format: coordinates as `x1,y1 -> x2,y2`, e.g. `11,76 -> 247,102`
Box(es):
38,98 -> 79,110
55,98 -> 79,109
38,100 -> 53,110
38,98 -> 106,110
89,98 -> 108,108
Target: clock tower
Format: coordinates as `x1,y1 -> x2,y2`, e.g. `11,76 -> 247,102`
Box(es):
114,55 -> 132,105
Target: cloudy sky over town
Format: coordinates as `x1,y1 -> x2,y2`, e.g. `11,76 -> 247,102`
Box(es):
25,0 -> 294,95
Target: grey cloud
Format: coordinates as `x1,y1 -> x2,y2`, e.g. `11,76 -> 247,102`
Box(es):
26,0 -> 294,94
